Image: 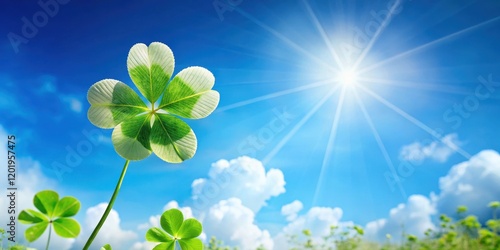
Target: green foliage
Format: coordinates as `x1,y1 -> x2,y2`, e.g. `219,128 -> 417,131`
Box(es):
100,244 -> 112,250
87,41 -> 220,163
146,208 -> 203,250
18,190 -> 80,249
204,237 -> 238,250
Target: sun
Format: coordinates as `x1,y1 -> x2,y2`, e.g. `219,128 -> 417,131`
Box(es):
338,69 -> 358,86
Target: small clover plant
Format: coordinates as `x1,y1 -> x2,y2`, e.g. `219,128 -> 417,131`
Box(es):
146,208 -> 203,250
18,190 -> 81,250
83,42 -> 219,249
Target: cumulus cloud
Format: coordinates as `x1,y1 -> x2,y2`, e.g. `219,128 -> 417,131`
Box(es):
435,150 -> 500,222
191,156 -> 285,213
203,198 -> 274,250
281,200 -> 303,222
365,195 -> 436,242
400,133 -> 461,163
73,203 -> 137,250
274,205 -> 347,249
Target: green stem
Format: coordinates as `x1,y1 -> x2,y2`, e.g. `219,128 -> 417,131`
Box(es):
83,160 -> 130,250
45,223 -> 52,250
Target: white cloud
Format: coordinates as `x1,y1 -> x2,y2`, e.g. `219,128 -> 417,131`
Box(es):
203,198 -> 274,250
130,241 -> 158,250
191,156 -> 285,213
61,96 -> 83,113
72,203 -> 137,250
274,205 -> 348,249
400,133 -> 461,163
281,200 -> 303,222
365,195 -> 436,242
435,150 -> 500,222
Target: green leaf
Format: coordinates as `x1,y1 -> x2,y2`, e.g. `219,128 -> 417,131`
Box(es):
178,238 -> 203,250
53,196 -> 80,218
177,218 -> 202,239
101,244 -> 112,250
18,209 -> 48,224
25,221 -> 49,242
152,242 -> 176,250
159,66 -> 219,119
112,114 -> 153,160
146,227 -> 173,242
33,190 -> 59,217
128,42 -> 174,103
53,218 -> 81,238
150,114 -> 196,163
88,79 -> 148,128
160,209 -> 184,237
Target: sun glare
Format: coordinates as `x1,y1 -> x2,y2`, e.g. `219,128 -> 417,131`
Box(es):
338,69 -> 358,86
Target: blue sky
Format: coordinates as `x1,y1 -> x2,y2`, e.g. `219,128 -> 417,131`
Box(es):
1,0 -> 500,249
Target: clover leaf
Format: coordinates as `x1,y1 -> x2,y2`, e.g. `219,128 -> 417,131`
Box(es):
87,42 -> 220,163
18,190 -> 81,249
101,244 -> 112,250
146,208 -> 203,250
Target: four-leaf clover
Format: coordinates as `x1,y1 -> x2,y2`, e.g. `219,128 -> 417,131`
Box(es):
19,190 -> 81,245
146,208 -> 203,250
87,42 -> 220,162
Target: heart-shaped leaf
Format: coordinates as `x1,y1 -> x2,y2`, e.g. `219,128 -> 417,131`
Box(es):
112,113 -> 153,160
177,218 -> 202,239
101,244 -> 112,250
25,221 -> 49,242
160,208 -> 184,237
150,114 -> 197,163
88,79 -> 149,129
152,242 -> 176,250
53,196 -> 80,218
33,190 -> 59,217
53,218 -> 81,238
146,227 -> 174,242
128,42 -> 175,103
178,238 -> 203,250
18,209 -> 48,224
159,67 -> 219,119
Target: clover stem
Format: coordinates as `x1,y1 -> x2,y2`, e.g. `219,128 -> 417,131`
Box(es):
83,160 -> 130,250
45,223 -> 52,250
